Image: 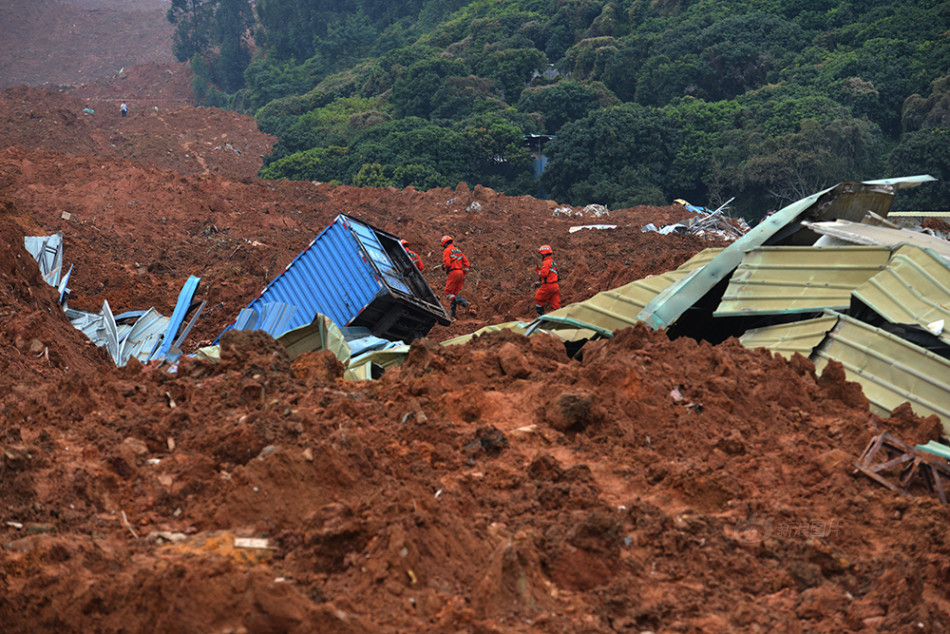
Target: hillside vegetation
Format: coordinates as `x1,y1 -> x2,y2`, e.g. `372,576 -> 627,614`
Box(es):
169,0 -> 950,218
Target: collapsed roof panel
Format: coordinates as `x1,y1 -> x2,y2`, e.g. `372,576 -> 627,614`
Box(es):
740,312 -> 950,433
24,233 -> 64,287
442,321 -> 529,347
804,219 -> 950,262
62,277 -> 202,366
739,315 -> 840,358
277,314 -> 351,365
25,233 -> 204,367
862,175 -> 939,189
150,275 -> 201,362
812,313 -> 950,432
852,244 -> 950,347
117,308 -> 169,366
346,346 -> 411,380
715,246 -> 891,317
637,177 -> 933,330
541,248 -> 722,339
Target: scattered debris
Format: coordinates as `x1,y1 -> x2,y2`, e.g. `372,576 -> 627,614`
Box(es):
234,537 -> 273,550
147,531 -> 188,544
25,234 -> 204,366
855,432 -> 950,505
582,204 -> 610,217
553,204 -> 610,218
568,224 -> 617,233
641,208 -> 749,241
120,510 -> 139,539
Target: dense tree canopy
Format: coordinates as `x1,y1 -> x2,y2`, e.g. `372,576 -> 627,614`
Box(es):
170,0 -> 950,218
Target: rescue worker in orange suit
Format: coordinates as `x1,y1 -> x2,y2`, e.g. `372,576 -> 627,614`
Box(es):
441,235 -> 470,318
400,239 -> 424,272
534,244 -> 561,316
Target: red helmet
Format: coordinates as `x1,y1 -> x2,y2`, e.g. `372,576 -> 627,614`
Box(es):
400,239 -> 410,248
537,244 -> 553,255
441,235 -> 453,247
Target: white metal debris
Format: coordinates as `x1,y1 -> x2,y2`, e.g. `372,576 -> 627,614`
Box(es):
569,224 -> 618,233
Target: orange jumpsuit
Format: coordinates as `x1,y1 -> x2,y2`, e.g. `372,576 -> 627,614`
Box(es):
534,254 -> 561,313
443,243 -> 469,299
406,248 -> 423,271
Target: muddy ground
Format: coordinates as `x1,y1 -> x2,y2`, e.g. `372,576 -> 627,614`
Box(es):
1,7 -> 949,630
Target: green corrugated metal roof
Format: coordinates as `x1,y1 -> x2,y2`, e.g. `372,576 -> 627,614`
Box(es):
740,310 -> 950,432
812,313 -> 950,433
637,178 -> 931,330
739,314 -> 840,358
441,321 -> 529,346
523,315 -> 615,340
345,345 -> 411,379
715,246 -> 891,317
278,314 -> 351,364
852,244 -> 950,347
541,248 -> 722,339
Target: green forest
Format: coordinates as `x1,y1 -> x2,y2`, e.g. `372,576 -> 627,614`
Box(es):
167,0 -> 950,219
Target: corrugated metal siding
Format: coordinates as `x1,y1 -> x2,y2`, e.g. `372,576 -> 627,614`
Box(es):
24,233 -> 63,287
812,314 -> 950,432
277,315 -> 351,364
118,308 -> 169,365
244,220 -> 383,333
853,244 -> 950,347
804,220 -> 950,262
739,314 -> 839,358
442,321 -> 529,346
548,248 -> 722,337
715,247 -> 891,316
636,179 -> 913,330
150,275 -> 200,361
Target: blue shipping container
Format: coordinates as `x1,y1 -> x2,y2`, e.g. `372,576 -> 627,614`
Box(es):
222,214 -> 450,342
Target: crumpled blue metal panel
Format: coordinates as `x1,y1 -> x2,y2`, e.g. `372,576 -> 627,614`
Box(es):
118,308 -> 169,366
149,275 -> 201,361
230,302 -> 297,338
340,326 -> 401,357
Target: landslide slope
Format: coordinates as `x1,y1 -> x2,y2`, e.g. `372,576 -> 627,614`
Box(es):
0,0 -> 174,89
0,5 -> 947,629
1,84 -> 948,632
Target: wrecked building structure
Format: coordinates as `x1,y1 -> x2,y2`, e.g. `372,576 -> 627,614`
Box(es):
218,214 -> 450,343
452,177 -> 950,438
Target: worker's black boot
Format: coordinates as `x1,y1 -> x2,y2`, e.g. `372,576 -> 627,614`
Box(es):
536,305 -> 544,316
449,300 -> 457,319
457,297 -> 469,308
